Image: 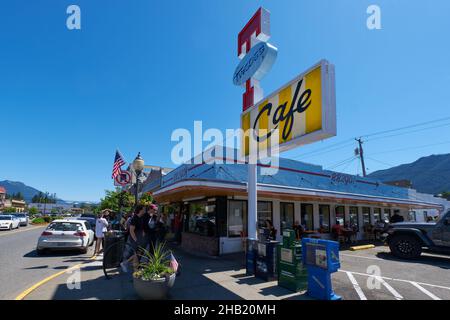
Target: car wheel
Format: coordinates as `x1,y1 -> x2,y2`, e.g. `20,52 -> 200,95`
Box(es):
389,235 -> 422,259
80,247 -> 88,254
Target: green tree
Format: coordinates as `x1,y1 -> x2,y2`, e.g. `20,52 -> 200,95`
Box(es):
441,191 -> 450,201
98,188 -> 135,214
28,207 -> 39,215
3,207 -> 17,213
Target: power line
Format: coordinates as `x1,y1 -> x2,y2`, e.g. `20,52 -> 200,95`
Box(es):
367,140 -> 450,156
365,156 -> 396,168
365,122 -> 450,143
361,115 -> 450,138
325,156 -> 357,170
291,115 -> 450,160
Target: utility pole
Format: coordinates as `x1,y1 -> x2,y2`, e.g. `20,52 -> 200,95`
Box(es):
355,138 -> 367,177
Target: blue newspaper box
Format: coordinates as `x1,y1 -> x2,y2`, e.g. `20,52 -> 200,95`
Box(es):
254,240 -> 279,281
301,238 -> 341,300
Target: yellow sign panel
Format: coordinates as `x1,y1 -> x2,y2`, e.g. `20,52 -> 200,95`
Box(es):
241,60 -> 336,157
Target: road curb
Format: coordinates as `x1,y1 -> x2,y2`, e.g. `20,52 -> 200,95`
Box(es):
14,254 -> 98,300
349,244 -> 375,251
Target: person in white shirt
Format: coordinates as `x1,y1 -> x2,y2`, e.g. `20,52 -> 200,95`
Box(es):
94,209 -> 110,255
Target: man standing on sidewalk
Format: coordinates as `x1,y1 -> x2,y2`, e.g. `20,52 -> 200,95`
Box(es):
121,205 -> 149,273
94,209 -> 110,255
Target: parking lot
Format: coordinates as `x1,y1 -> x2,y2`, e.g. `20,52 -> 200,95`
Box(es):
333,246 -> 450,300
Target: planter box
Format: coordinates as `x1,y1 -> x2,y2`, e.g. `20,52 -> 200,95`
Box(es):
133,273 -> 176,300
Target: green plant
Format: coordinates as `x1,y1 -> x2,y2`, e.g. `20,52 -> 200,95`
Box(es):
3,207 -> 17,213
43,216 -> 51,223
133,242 -> 174,281
139,192 -> 154,206
32,217 -> 46,224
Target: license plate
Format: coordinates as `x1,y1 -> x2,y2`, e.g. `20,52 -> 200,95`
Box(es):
57,242 -> 68,247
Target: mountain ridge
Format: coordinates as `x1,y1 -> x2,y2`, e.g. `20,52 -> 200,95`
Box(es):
368,153 -> 450,194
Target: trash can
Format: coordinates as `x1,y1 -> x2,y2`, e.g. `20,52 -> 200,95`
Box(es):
103,231 -> 125,269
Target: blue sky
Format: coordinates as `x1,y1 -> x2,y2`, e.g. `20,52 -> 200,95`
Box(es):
1,0 -> 450,202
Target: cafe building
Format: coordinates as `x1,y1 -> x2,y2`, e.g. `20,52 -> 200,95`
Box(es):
152,149 -> 444,256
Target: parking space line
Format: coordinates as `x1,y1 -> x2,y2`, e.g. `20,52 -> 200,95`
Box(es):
340,269 -> 450,292
376,276 -> 403,300
340,253 -> 383,261
410,282 -> 441,300
345,272 -> 367,300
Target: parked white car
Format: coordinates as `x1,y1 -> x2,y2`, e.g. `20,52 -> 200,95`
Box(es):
0,215 -> 20,230
36,219 -> 94,255
14,213 -> 29,226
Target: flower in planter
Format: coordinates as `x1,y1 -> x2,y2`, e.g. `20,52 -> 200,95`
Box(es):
133,242 -> 175,281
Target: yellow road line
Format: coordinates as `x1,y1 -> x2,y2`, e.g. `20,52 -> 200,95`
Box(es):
14,254 -> 98,300
0,225 -> 45,237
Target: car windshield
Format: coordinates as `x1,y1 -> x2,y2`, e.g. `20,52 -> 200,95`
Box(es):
47,222 -> 82,231
0,216 -> 12,220
16,214 -> 26,218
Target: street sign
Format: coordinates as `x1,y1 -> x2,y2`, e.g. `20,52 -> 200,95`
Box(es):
114,170 -> 131,186
241,59 -> 336,157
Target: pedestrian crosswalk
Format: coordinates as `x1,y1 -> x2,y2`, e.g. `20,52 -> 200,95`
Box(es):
334,269 -> 450,300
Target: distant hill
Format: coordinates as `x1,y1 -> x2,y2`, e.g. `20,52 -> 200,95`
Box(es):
0,180 -> 71,203
368,154 -> 450,194
0,180 -> 44,202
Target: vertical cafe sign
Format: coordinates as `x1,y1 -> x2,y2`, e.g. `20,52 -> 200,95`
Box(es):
233,7 -> 337,239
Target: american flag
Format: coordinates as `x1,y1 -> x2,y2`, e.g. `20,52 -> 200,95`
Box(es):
111,150 -> 126,179
169,252 -> 179,273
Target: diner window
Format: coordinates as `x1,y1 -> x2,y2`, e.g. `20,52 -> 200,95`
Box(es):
373,208 -> 382,223
335,206 -> 345,226
349,207 -> 359,229
301,203 -> 314,231
228,200 -> 247,238
409,211 -> 417,222
362,207 -> 371,226
280,202 -> 294,233
187,201 -> 216,237
383,209 -> 391,222
318,205 -> 331,233
257,201 -> 273,228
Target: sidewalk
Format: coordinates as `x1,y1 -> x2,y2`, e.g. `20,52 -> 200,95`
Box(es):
24,244 -> 311,300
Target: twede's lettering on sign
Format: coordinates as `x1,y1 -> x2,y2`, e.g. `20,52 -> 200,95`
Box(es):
241,59 -> 336,157
233,41 -> 277,86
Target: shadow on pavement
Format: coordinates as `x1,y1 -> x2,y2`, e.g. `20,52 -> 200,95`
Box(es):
23,249 -> 86,258
376,251 -> 450,269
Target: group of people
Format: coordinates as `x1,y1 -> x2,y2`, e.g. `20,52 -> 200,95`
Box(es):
120,204 -> 171,273
91,204 -> 172,274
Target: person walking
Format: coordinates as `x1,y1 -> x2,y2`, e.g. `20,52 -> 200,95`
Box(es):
94,209 -> 110,255
120,205 -> 149,273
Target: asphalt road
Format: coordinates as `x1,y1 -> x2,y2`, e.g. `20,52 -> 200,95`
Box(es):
0,224 -> 94,300
333,246 -> 450,300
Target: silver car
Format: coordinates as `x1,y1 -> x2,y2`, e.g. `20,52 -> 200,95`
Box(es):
14,213 -> 29,226
36,219 -> 94,255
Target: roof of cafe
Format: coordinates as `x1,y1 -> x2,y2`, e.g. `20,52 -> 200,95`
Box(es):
153,147 -> 444,209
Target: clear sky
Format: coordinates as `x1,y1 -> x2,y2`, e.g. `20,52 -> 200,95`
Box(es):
1,0 -> 450,202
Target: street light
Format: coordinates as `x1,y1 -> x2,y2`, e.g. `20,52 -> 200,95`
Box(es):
132,152 -> 145,207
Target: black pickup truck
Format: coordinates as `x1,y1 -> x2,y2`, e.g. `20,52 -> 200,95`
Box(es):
383,210 -> 450,259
